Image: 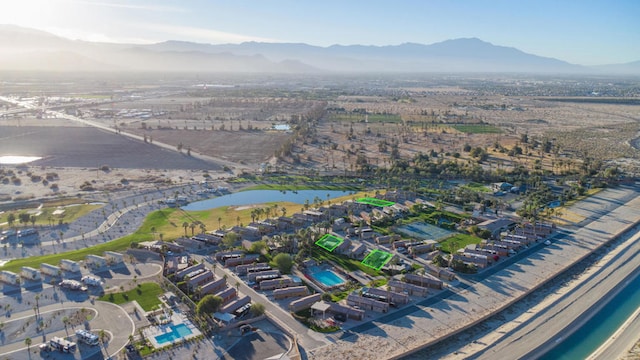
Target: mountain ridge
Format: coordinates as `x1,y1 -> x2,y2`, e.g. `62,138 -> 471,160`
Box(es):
0,24 -> 636,74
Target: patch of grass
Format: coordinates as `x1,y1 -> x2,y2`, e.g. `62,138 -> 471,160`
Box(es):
369,278 -> 388,288
99,282 -> 163,311
463,182 -> 492,193
450,124 -> 502,134
439,233 -> 483,254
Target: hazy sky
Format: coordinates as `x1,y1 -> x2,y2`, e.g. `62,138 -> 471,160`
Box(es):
2,0 -> 638,65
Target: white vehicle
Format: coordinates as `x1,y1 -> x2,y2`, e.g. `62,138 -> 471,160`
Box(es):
76,329 -> 100,346
50,336 -> 76,353
59,279 -> 88,291
544,240 -> 552,246
81,275 -> 102,287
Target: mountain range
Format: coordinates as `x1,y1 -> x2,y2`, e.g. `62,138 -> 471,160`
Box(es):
0,25 -> 637,74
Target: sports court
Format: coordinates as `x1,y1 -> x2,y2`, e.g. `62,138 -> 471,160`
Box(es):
361,249 -> 393,270
356,197 -> 396,207
315,234 -> 344,252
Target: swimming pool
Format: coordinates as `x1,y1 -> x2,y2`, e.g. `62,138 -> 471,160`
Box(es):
155,323 -> 193,345
309,267 -> 346,288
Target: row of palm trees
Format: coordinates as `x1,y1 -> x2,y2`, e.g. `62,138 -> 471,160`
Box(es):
250,204 -> 288,224
182,221 -> 206,237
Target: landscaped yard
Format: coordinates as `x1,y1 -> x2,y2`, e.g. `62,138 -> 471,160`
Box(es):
0,203 -> 103,226
439,233 -> 483,254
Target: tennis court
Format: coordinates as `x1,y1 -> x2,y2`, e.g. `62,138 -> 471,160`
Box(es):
396,222 -> 453,241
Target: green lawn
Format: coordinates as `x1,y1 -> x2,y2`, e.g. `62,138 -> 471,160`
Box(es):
99,282 -> 163,311
439,233 -> 483,254
0,203 -> 103,227
463,182 -> 492,193
450,124 -> 502,134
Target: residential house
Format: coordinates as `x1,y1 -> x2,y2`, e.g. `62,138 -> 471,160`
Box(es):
273,286 -> 309,300
20,266 -> 41,282
347,294 -> 389,313
388,280 -> 428,297
289,294 -> 322,313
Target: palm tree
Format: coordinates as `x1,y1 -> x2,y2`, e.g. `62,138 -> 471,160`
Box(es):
25,337 -> 32,357
99,329 -> 110,358
190,222 -> 196,236
62,316 -> 69,335
34,294 -> 40,318
199,223 -> 206,234
7,213 -> 15,228
182,222 -> 189,236
281,206 -> 287,217
217,217 -> 222,230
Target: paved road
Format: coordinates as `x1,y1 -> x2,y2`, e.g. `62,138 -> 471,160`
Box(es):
0,300 -> 134,359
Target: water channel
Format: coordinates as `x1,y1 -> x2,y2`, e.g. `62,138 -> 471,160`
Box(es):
543,265 -> 640,359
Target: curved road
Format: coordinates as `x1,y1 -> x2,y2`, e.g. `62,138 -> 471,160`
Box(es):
0,300 -> 134,358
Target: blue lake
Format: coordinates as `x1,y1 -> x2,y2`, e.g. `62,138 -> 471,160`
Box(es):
182,189 -> 353,211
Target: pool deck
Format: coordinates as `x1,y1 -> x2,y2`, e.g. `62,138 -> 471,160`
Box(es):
144,313 -> 202,349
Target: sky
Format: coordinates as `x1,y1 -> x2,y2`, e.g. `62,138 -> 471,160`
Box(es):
1,0 -> 639,65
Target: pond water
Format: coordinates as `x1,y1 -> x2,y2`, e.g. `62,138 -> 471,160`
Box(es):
0,155 -> 42,164
182,189 -> 353,211
273,124 -> 291,131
